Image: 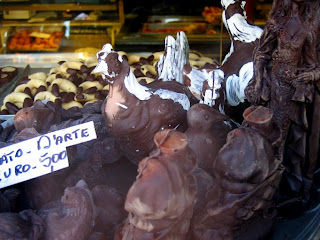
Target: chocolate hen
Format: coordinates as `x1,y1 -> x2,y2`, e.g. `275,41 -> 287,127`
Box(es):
38,180 -> 96,240
185,103 -> 232,175
93,44 -> 192,165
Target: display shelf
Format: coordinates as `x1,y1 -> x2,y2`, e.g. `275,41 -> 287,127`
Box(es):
115,14 -> 228,62
0,0 -> 124,51
0,3 -> 118,11
1,20 -> 122,28
115,29 -> 230,63
0,52 -> 85,67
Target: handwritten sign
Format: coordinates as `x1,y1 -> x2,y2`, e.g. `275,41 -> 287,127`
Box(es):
0,121 -> 97,189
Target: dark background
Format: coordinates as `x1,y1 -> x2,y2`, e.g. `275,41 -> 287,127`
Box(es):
122,0 -> 221,15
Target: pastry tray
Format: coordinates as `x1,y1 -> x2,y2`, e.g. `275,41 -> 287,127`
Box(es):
0,65 -> 30,106
140,15 -> 221,35
0,65 -> 56,106
6,26 -> 65,53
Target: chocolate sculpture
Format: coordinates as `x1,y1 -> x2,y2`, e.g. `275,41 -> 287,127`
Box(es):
192,106 -> 284,240
115,129 -> 197,240
14,100 -> 59,133
245,0 -> 320,204
157,31 -> 190,84
183,0 -> 263,122
38,180 -> 96,240
93,44 -> 192,165
220,0 -> 263,77
184,103 -> 232,175
91,184 -> 127,239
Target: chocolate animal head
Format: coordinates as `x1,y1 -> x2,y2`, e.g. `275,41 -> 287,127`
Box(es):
183,65 -> 224,108
61,180 -> 93,209
187,103 -> 229,131
221,0 -> 262,44
94,43 -> 127,84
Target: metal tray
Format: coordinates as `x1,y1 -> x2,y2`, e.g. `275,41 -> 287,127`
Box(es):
140,15 -> 221,35
0,65 -> 30,106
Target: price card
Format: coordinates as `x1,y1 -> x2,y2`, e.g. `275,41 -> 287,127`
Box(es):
0,121 -> 97,189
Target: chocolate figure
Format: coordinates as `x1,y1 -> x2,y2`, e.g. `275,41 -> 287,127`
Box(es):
38,180 -> 96,240
115,129 -> 197,240
183,0 -> 263,123
93,44 -> 192,165
184,103 -> 231,175
245,0 -> 320,202
192,106 -> 284,240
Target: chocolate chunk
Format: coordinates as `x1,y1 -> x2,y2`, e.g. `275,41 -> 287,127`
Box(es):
6,102 -> 20,114
51,84 -> 60,97
35,86 -> 47,96
61,92 -> 75,103
84,87 -> 98,94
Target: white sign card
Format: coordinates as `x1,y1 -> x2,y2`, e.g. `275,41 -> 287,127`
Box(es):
0,121 -> 97,189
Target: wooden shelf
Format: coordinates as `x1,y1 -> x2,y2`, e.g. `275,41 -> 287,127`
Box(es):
0,0 -> 124,48
1,20 -> 122,28
1,3 -> 118,11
